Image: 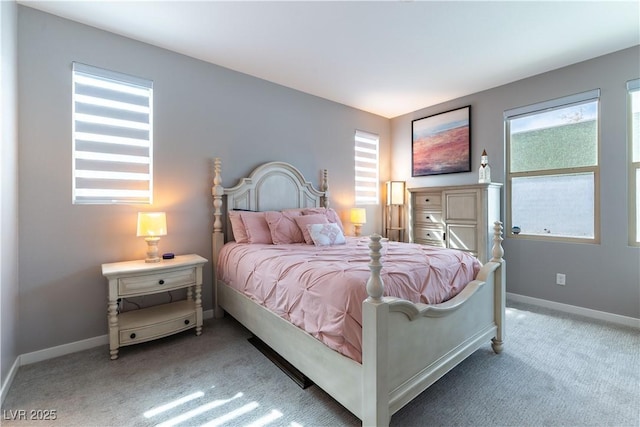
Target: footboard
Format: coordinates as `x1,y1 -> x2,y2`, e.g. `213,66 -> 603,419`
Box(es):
361,224 -> 506,426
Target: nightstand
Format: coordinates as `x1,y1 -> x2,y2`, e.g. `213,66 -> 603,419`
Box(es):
101,254 -> 208,360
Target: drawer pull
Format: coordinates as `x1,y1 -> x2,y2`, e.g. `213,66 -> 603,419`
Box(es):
184,319 -> 190,325
426,215 -> 430,220
425,198 -> 430,202
130,333 -> 136,339
158,279 -> 165,285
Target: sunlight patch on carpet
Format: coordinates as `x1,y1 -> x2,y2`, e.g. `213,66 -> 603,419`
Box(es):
143,391 -> 205,418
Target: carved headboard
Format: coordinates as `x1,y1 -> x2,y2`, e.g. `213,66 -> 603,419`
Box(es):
223,161 -> 328,213
211,158 -> 328,250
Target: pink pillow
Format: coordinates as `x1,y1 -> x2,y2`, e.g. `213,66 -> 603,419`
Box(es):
228,211 -> 248,243
240,212 -> 273,244
302,208 -> 345,233
265,211 -> 304,244
294,214 -> 329,244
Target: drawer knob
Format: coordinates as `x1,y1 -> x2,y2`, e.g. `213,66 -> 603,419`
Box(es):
426,215 -> 430,220
158,279 -> 165,285
425,198 -> 430,202
130,333 -> 136,339
427,233 -> 431,237
184,319 -> 190,325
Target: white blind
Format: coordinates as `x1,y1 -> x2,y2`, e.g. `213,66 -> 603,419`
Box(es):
72,62 -> 153,204
354,130 -> 379,205
504,89 -> 600,120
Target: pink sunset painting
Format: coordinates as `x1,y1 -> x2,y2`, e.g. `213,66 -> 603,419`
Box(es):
412,106 -> 471,176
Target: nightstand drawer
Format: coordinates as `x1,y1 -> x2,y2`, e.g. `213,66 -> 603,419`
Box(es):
119,301 -> 197,345
118,267 -> 196,296
414,193 -> 442,209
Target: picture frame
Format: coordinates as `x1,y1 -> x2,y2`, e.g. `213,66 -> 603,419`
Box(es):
411,105 -> 471,177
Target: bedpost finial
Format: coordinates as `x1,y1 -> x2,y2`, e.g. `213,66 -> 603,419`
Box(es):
212,158 -> 224,233
491,221 -> 504,262
366,234 -> 384,301
321,168 -> 329,208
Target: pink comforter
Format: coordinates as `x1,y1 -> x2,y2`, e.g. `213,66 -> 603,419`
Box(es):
217,237 -> 481,363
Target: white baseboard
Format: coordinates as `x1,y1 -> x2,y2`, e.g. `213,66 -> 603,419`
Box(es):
20,334 -> 109,366
1,356 -> 20,406
507,292 -> 640,329
20,308 -> 215,366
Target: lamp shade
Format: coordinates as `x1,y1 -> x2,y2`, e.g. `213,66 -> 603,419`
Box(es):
350,208 -> 367,225
136,212 -> 167,237
386,181 -> 405,206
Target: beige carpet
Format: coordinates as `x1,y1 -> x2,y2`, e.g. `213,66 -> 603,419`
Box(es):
2,301 -> 639,426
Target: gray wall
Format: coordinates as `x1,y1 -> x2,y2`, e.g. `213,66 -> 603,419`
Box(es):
1,0 -> 19,390
391,46 -> 640,319
11,5 -> 640,362
16,6 -> 390,355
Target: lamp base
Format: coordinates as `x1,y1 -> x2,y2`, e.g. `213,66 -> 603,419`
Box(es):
144,237 -> 162,263
354,224 -> 362,237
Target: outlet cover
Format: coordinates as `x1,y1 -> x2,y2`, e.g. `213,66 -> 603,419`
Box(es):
556,273 -> 566,285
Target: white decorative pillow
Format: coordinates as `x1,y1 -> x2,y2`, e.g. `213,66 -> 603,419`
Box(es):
307,223 -> 346,246
294,214 -> 328,244
301,207 -> 345,233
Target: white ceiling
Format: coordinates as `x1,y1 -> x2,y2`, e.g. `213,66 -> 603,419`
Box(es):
18,1 -> 640,118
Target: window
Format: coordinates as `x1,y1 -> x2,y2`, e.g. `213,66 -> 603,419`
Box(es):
629,79 -> 640,246
505,89 -> 600,242
354,130 -> 379,205
72,63 -> 153,204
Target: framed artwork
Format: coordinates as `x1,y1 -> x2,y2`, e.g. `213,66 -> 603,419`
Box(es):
411,105 -> 471,177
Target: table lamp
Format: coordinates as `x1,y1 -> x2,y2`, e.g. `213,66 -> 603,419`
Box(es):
350,208 -> 367,237
137,212 -> 167,263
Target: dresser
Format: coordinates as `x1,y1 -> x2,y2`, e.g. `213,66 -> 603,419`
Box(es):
409,183 -> 502,263
101,254 -> 208,359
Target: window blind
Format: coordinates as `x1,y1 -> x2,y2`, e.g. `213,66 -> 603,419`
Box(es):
354,130 -> 379,205
504,89 -> 600,120
72,62 -> 153,204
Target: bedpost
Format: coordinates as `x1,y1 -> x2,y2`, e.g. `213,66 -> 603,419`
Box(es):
362,234 -> 390,426
366,234 -> 384,301
321,168 -> 329,208
490,220 -> 504,263
212,157 -> 225,319
490,221 -> 506,354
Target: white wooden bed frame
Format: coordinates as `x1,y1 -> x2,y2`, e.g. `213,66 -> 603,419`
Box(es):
211,158 -> 506,427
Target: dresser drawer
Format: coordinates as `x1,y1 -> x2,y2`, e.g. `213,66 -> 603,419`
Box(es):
413,209 -> 443,225
414,193 -> 442,209
118,267 -> 196,297
414,226 -> 445,246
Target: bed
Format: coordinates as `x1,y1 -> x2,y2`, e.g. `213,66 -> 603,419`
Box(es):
211,158 -> 506,427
